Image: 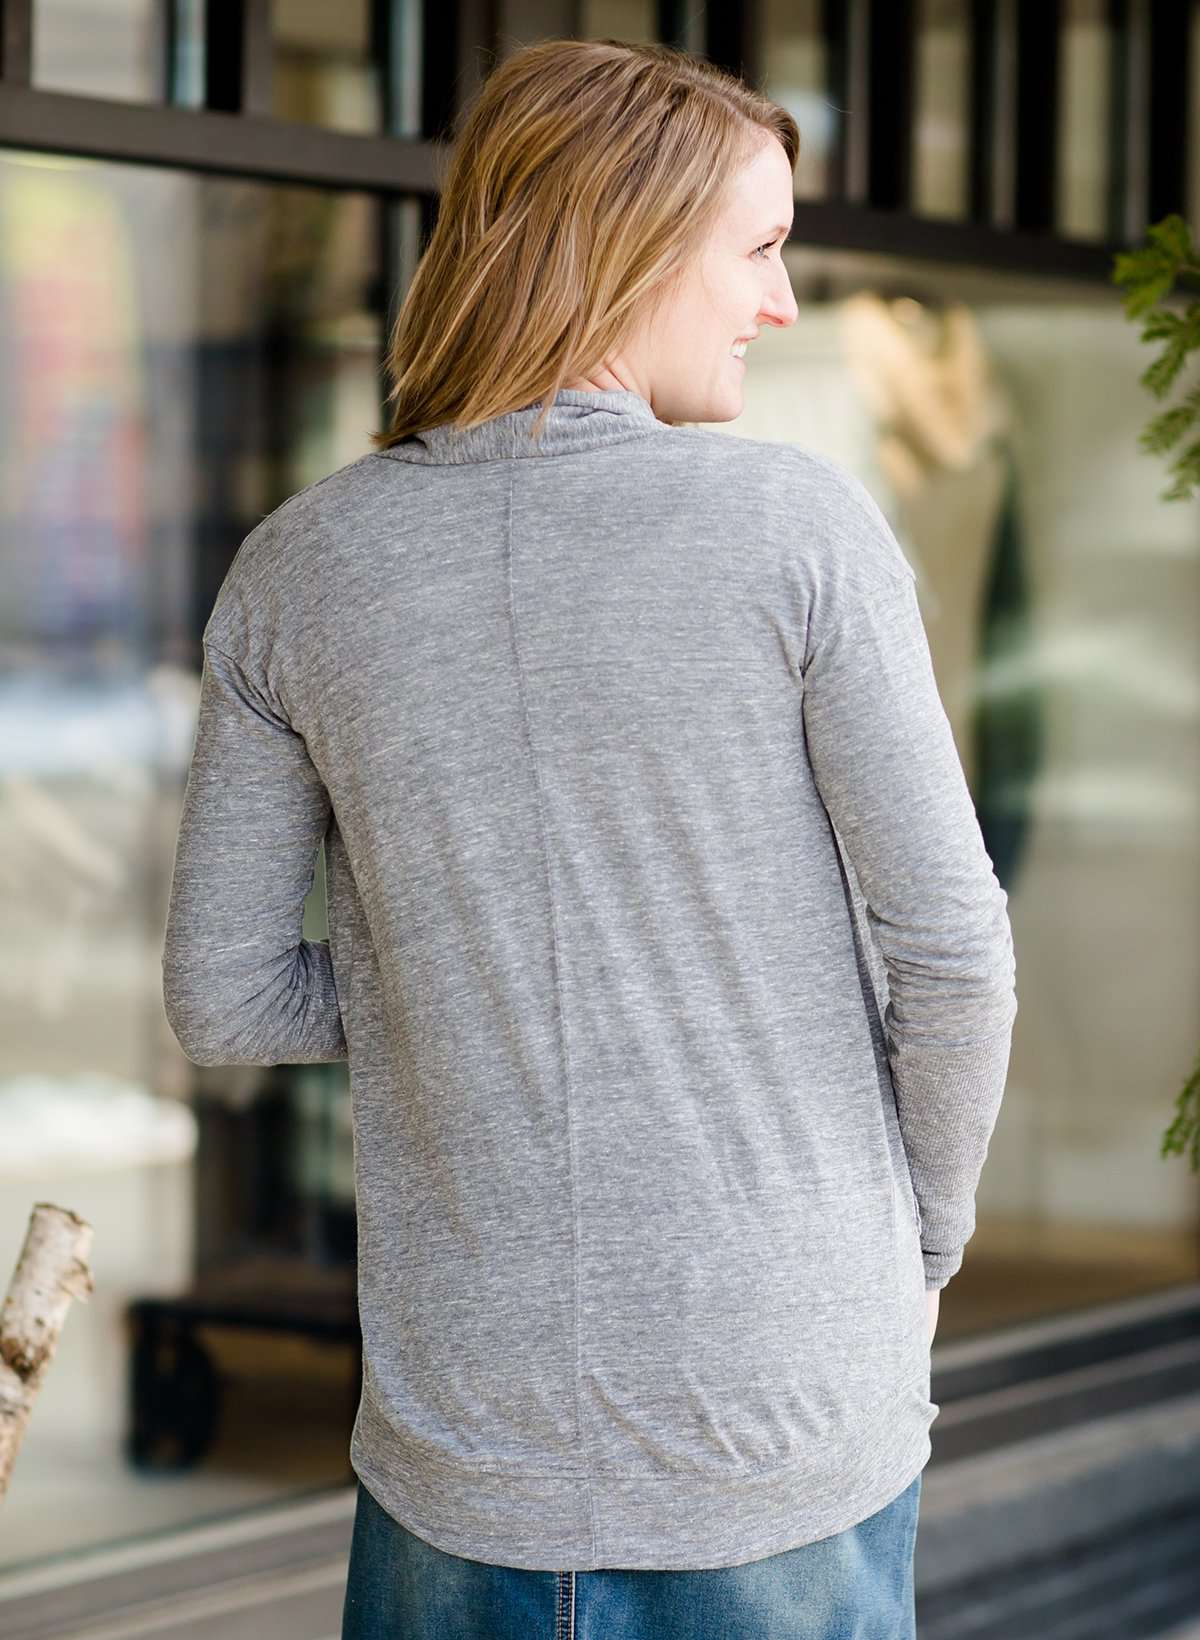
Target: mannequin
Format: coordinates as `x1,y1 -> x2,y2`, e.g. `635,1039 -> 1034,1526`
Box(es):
839,291 -> 1014,791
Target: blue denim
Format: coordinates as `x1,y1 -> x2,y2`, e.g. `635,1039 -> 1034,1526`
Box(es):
341,1470 -> 922,1639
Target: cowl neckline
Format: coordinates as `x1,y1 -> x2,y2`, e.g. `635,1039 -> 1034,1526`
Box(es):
375,388 -> 671,465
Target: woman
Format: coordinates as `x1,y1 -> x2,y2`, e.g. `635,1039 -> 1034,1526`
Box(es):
162,34 -> 1016,1640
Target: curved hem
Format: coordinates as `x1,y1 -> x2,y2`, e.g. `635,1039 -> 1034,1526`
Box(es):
348,1371 -> 935,1572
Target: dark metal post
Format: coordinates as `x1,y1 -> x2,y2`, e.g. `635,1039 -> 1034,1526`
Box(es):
205,0 -> 273,117
0,0 -> 32,84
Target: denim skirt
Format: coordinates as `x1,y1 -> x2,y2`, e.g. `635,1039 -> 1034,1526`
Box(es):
340,1469 -> 922,1639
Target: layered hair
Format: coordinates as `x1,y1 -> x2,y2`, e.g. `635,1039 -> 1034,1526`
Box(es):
370,37 -> 800,450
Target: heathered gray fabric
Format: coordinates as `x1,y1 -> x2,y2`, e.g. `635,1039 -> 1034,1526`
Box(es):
162,386 -> 1017,1572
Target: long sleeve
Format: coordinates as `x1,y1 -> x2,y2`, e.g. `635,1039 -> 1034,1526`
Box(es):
161,639 -> 347,1067
799,487 -> 1018,1291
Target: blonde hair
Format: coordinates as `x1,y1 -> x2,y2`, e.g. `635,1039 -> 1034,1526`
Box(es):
370,37 -> 800,450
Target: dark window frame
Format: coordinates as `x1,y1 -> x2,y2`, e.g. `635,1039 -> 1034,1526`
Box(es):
0,0 -> 1191,285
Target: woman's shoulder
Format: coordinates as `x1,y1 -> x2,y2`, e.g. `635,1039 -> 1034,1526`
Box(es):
661,424 -> 873,502
660,428 -> 913,578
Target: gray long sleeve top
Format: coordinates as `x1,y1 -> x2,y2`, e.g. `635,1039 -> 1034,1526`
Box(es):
162,386 -> 1017,1572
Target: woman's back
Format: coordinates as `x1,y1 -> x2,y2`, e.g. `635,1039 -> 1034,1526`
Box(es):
161,386 -> 1016,1572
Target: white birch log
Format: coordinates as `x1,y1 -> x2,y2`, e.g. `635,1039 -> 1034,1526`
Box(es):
0,1202 -> 95,1501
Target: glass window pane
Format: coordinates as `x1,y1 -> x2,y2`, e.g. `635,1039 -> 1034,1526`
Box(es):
0,149 -> 385,1569
579,0 -> 658,45
762,0 -> 831,201
272,0 -> 384,133
1057,0 -> 1114,241
32,0 -> 167,101
912,0 -> 970,219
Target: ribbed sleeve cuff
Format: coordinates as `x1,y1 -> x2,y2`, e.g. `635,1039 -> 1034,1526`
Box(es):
888,1019 -> 1017,1296
922,1249 -> 963,1289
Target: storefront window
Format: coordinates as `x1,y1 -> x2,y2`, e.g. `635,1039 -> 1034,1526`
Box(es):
272,0 -> 385,133
0,148 -> 383,1571
579,0 -> 658,47
32,0 -> 170,101
912,0 -> 970,220
31,0 -> 388,130
1058,0 -> 1115,241
762,0 -> 832,202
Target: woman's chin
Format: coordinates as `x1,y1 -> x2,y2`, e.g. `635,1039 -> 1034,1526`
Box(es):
705,380 -> 748,424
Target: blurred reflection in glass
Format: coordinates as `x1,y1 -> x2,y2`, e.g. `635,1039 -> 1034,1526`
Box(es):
579,1 -> 658,46
1057,0 -> 1115,241
912,0 -> 970,219
0,148 -> 383,1570
32,0 -> 168,101
272,0 -> 384,133
762,0 -> 833,201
